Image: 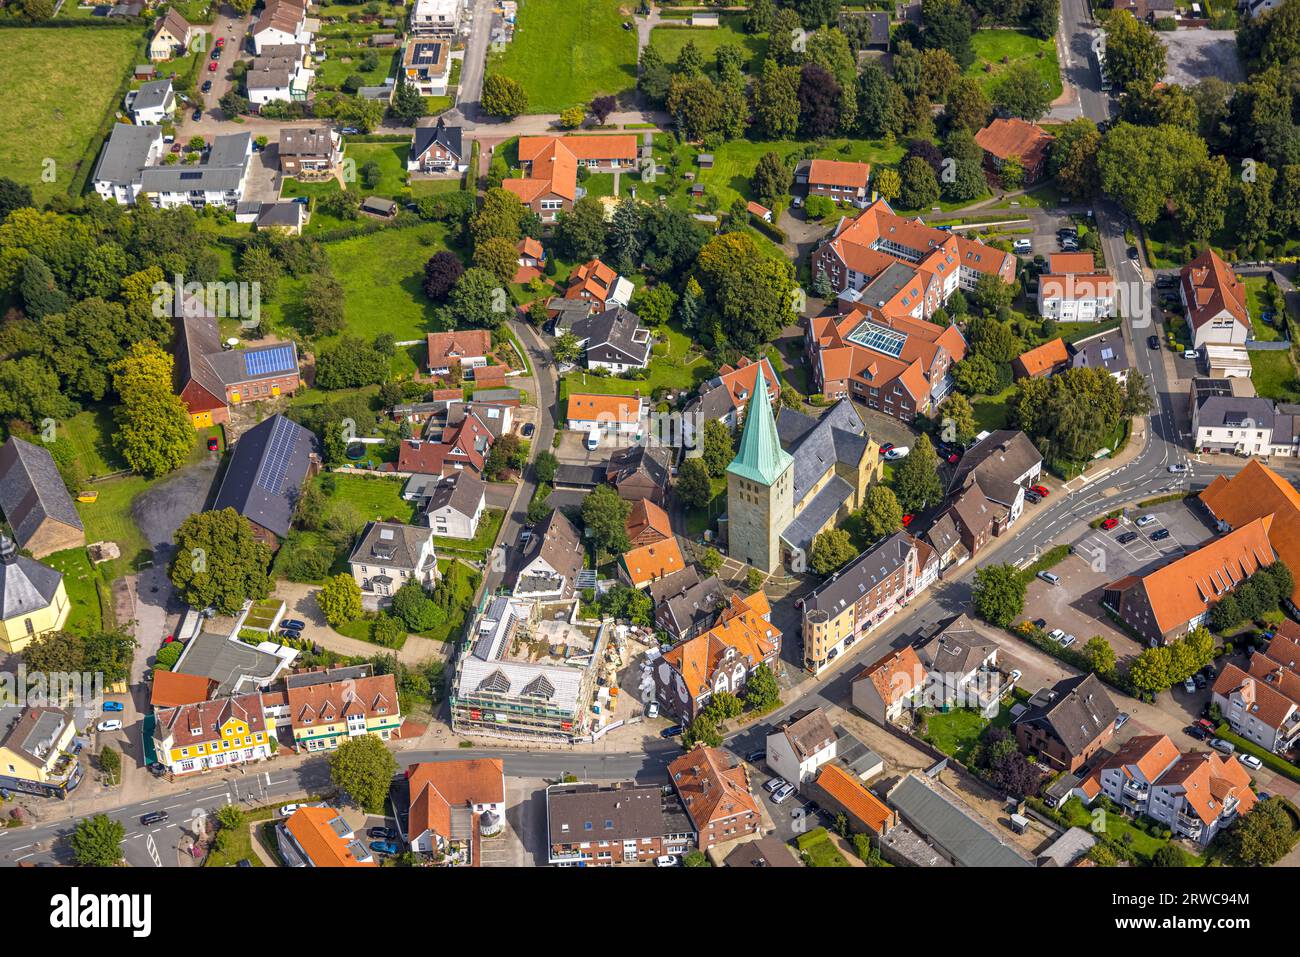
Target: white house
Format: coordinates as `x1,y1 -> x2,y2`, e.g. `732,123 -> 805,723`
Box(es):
252,0 -> 310,54
347,521 -> 438,598
1037,257 -> 1115,322
150,9 -> 194,61
422,472 -> 487,540
93,123 -> 166,205
1191,395 -> 1276,456
914,614 -> 1000,715
137,132 -> 253,209
1181,249 -> 1250,349
126,78 -> 176,125
765,707 -> 837,788
565,393 -> 645,438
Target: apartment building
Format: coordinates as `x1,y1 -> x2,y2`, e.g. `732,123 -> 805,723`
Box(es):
546,782 -> 695,866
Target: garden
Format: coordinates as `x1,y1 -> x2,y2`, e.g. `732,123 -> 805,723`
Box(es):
966,28 -> 1062,100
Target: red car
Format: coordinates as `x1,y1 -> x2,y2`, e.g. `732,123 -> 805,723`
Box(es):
1100,517 -> 1119,530
208,60 -> 219,71
162,635 -> 175,644
216,36 -> 226,47
1030,484 -> 1050,497
902,513 -> 914,527
946,452 -> 959,464
207,436 -> 219,452
879,443 -> 895,456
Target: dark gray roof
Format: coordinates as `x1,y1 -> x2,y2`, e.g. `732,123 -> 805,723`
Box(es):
1195,395 -> 1275,431
1012,673 -> 1119,759
950,430 -> 1042,494
411,118 -> 463,163
887,774 -> 1032,868
93,123 -> 162,185
658,574 -> 726,637
860,261 -> 919,309
924,512 -> 961,555
140,132 -> 250,194
0,705 -> 72,764
0,437 -> 83,546
348,521 -> 435,572
210,414 -> 316,538
1068,331 -> 1130,377
780,474 -> 853,555
0,539 -> 65,619
867,11 -> 890,45
803,531 -> 915,619
256,201 -> 304,228
724,836 -> 800,867
279,126 -> 336,157
284,664 -> 371,690
915,613 -> 997,676
777,401 -> 868,503
132,78 -> 174,112
547,783 -> 694,844
647,565 -> 702,605
173,630 -> 284,696
514,509 -> 583,590
425,471 -> 486,520
607,444 -> 670,490
362,196 -> 397,214
553,464 -> 604,488
562,306 -> 651,367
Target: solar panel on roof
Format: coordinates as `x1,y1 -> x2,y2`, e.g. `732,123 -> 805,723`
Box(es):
845,320 -> 908,359
244,344 -> 296,378
255,416 -> 297,495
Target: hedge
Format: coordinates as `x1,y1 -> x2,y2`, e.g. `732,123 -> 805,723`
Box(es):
1213,723 -> 1300,784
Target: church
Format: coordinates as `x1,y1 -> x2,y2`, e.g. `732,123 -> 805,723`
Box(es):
723,366 -> 883,573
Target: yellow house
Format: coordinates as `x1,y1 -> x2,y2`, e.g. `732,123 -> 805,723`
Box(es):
153,693 -> 272,776
287,671 -> 401,752
0,537 -> 71,655
0,706 -> 83,798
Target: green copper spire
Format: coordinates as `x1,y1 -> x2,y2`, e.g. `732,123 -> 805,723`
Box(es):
726,364 -> 793,486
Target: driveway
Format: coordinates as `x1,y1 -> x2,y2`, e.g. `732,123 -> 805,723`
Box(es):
272,581 -> 452,667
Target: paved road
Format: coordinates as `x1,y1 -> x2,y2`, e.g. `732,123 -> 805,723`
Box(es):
450,0 -> 495,123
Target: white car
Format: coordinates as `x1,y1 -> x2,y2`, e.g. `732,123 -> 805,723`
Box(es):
95,719 -> 122,732
1008,669 -> 1023,683
1238,753 -> 1263,771
1183,350 -> 1198,360
1167,464 -> 1189,473
1183,677 -> 1197,694
1049,628 -> 1067,642
654,854 -> 680,867
1012,238 -> 1032,254
771,783 -> 795,804
1135,515 -> 1158,527
278,804 -> 305,818
763,776 -> 787,794
884,446 -> 910,461
1059,634 -> 1077,648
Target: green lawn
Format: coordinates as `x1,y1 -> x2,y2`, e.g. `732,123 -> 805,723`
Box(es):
1250,348 -> 1300,402
314,47 -> 398,90
0,27 -> 143,202
1057,797 -> 1203,865
796,827 -> 850,867
921,708 -> 989,764
967,29 -> 1063,100
433,507 -> 505,561
972,384 -> 1015,432
649,16 -> 769,75
486,0 -> 638,113
1242,275 -> 1283,341
44,547 -> 103,635
318,473 -> 415,524
62,407 -> 126,478
347,141 -> 412,200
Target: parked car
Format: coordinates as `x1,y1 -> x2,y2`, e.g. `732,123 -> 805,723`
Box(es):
1135,515 -> 1158,527
884,446 -> 909,461
1209,738 -> 1236,755
655,854 -> 679,866
96,719 -> 122,732
281,619 -> 306,631
1148,335 -> 1160,349
339,126 -> 360,135
209,48 -> 221,59
1156,274 -> 1177,289
1059,634 -> 1077,648
1183,677 -> 1197,694
1037,571 -> 1060,585
1185,724 -> 1208,740
192,109 -> 204,121
660,724 -> 683,739
1193,673 -> 1207,689
1013,238 -> 1032,254
1049,628 -> 1067,642
369,840 -> 400,855
1183,350 -> 1199,360
201,80 -> 212,93
763,776 -> 788,793
1114,712 -> 1130,730
216,36 -> 226,47
746,749 -> 765,764
521,422 -> 535,438
278,628 -> 302,640
901,513 -> 913,527
140,811 -> 168,826
878,443 -> 894,456
1117,531 -> 1138,544
1101,517 -> 1119,530
1238,753 -> 1263,771
1025,490 -> 1042,504
102,701 -> 124,712
1126,246 -> 1139,261
367,826 -> 398,840
1030,485 -> 1049,497
278,804 -> 305,818
771,783 -> 795,804
1167,464 -> 1189,473
1150,529 -> 1171,541
207,60 -> 218,72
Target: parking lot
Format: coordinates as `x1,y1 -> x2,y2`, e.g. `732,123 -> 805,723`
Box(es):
1022,501 -> 1216,664
1161,28 -> 1244,87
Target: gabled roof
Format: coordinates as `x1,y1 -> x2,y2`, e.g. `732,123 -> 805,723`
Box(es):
853,644 -> 926,706
625,497 -> 671,543
1182,248 -> 1249,332
286,673 -> 398,731
507,135 -> 635,205
411,118 -> 463,162
0,437 -> 84,546
805,532 -> 920,620
816,763 -> 894,834
621,537 -> 684,588
149,670 -> 215,709
1200,460 -> 1300,607
662,591 -> 779,699
1096,733 -> 1181,785
915,613 -> 997,676
669,746 -> 760,829
155,7 -> 192,43
565,392 -> 641,425
771,707 -> 836,762
347,521 -> 434,572
426,329 -> 491,365
727,364 -> 793,486
154,692 -> 266,749
974,117 -> 1053,168
1013,673 -> 1119,758
279,126 -> 337,157
285,806 -> 375,867
808,158 -> 871,189
1013,337 -> 1070,377
426,472 -> 486,520
210,414 -> 316,538
405,758 -> 504,843
0,538 -> 64,621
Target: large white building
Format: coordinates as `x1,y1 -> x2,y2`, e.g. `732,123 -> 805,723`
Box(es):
410,0 -> 461,36
93,125 -> 252,209
765,707 -> 837,788
125,78 -> 176,125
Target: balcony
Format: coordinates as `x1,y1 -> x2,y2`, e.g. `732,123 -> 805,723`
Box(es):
1176,812 -> 1204,837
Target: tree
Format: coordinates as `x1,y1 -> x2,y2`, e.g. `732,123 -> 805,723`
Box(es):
1082,635 -> 1117,675
390,580 -> 441,632
701,419 -> 736,478
1047,118 -> 1102,197
1151,844 -> 1189,868
559,104 -> 586,129
751,150 -> 794,208
0,177 -> 34,221
698,546 -> 723,576
448,267 -> 502,329
552,330 -> 582,365
554,197 -> 608,262
746,567 -> 765,594
481,74 -> 529,117
598,583 -> 654,625
484,432 -> 527,480
634,284 -> 676,328
939,393 -> 978,445
329,733 -> 398,813
860,484 -> 904,539
810,527 -> 856,575
744,662 -> 781,712
873,167 -> 902,203
473,235 -> 519,286
19,255 -> 66,319
972,563 -> 1027,626
676,457 -> 713,508
1229,797 -> 1297,866
898,155 -> 941,210
1103,10 -> 1166,93
301,273 -> 346,337
1129,645 -> 1173,695
70,814 -> 125,866
171,509 -> 272,615
315,336 -> 388,389
471,187 -> 525,246
110,343 -> 194,478
317,573 -> 362,626
999,155 -> 1026,190
590,95 -> 616,125
422,250 -> 465,304
606,198 -> 644,274
675,39 -> 705,76
582,484 -> 632,556
692,231 -> 797,352
638,44 -> 672,105
745,0 -> 775,33
945,76 -> 991,133
390,72 -> 426,125
920,0 -> 974,68
753,60 -> 802,139
991,62 -> 1052,121
683,713 -> 723,749
798,62 -> 842,137
891,434 -> 943,512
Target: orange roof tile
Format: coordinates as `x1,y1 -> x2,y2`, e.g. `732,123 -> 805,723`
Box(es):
287,673 -> 399,732
853,645 -> 926,706
662,591 -> 781,699
669,745 -> 760,830
1049,252 -> 1099,274
1014,337 -> 1070,377
150,670 -> 214,709
1099,733 -> 1180,783
285,806 -> 375,867
808,158 -> 871,190
405,759 -> 504,844
815,763 -> 895,835
1181,248 -> 1248,333
974,117 -> 1054,167
1212,662 -> 1299,732
565,392 -> 641,424
625,497 -> 671,545
621,537 -> 684,587
1200,460 -> 1300,606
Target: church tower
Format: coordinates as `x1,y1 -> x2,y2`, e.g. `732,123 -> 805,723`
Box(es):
726,366 -> 794,573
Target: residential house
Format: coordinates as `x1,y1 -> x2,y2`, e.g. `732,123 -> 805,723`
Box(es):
801,532 -> 936,674
408,118 -> 466,172
1068,329 -> 1130,383
724,837 -> 801,867
1211,628 -> 1300,752
1037,252 -> 1116,322
806,158 -> 872,205
0,537 -> 70,656
1181,248 -> 1250,348
125,78 -> 175,125
246,44 -> 314,106
152,692 -> 271,775
511,510 -> 584,600
91,123 -> 165,205
923,511 -> 967,575
546,782 -> 695,866
252,0 -> 310,54
765,707 -> 837,787
0,706 -> 82,799
1240,0 -> 1282,16
626,498 -> 672,547
0,436 -> 85,558
565,393 -> 645,438
669,746 -> 761,850
286,669 -> 402,753
1011,337 -> 1070,379
1192,395 -> 1276,456
851,644 -> 927,724
564,258 -> 634,310
172,630 -> 297,697
427,329 -> 491,375
555,305 -> 651,373
397,407 -> 496,478
885,773 -> 1032,867
940,429 -> 1043,554
174,299 -> 302,426
404,759 -> 507,863
504,135 -> 637,221
279,127 -> 342,176
1012,674 -> 1119,773
210,414 -> 318,546
619,537 -> 684,590
1200,460 -> 1300,611
103,130 -> 252,208
813,763 -> 898,839
682,356 -> 780,431
410,0 -> 461,36
914,613 -> 1000,714
401,37 -> 450,95
420,472 -> 487,539
653,592 -> 781,721
1114,0 -> 1176,17
150,8 -> 194,61
652,570 -> 727,641
347,521 -> 438,598
606,444 -> 671,505
1102,516 -> 1276,644
255,201 -> 306,234
974,117 -> 1054,184
278,806 -> 376,867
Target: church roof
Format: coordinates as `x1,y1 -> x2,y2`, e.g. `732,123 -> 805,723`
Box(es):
726,365 -> 792,486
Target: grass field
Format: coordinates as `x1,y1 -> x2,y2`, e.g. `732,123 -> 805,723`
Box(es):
44,547 -> 103,635
318,473 -> 416,524
1250,348 -> 1300,402
796,827 -> 851,867
1242,275 -> 1284,341
347,141 -> 412,199
314,47 -> 398,90
486,0 -> 638,113
433,507 -> 505,562
967,29 -> 1063,100
650,16 -> 769,75
0,27 -> 143,202
921,708 -> 990,763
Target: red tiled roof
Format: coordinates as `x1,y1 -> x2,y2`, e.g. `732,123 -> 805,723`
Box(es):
974,117 -> 1053,169
1181,248 -> 1248,332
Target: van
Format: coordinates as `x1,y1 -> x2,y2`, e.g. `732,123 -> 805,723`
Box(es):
1037,571 -> 1060,585
585,428 -> 600,451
